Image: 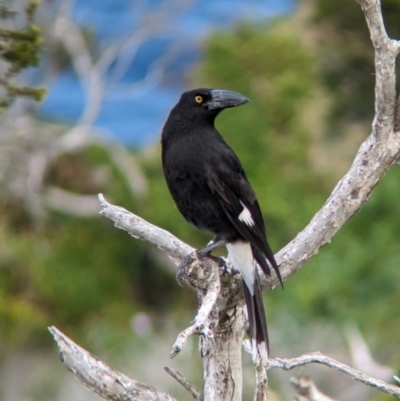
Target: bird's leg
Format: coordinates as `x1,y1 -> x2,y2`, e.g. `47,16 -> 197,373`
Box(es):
197,237 -> 229,276
177,238 -> 228,281
197,237 -> 227,258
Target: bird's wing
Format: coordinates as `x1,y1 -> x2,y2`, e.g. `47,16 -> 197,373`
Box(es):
206,149 -> 280,281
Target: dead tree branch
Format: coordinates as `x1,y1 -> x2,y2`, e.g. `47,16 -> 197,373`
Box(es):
268,352 -> 400,398
291,375 -> 338,401
164,367 -> 201,401
48,326 -> 176,401
98,193 -> 193,264
254,364 -> 269,401
344,323 -> 395,381
171,252 -> 222,358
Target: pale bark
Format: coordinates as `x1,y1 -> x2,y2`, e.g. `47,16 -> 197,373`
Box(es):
291,375 -> 338,401
51,1 -> 400,401
49,325 -> 400,401
48,326 -> 176,401
268,352 -> 400,398
164,367 -> 201,401
171,252 -> 222,358
344,323 -> 395,381
254,364 -> 268,401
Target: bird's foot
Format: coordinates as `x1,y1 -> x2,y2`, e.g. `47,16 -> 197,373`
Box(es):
216,257 -> 229,276
176,250 -> 228,284
200,253 -> 228,277
176,252 -> 199,284
197,238 -> 227,257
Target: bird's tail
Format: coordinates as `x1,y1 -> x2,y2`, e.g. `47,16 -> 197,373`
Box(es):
226,242 -> 269,365
242,269 -> 269,365
252,245 -> 283,288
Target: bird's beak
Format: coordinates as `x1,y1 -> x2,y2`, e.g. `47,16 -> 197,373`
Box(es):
205,89 -> 250,110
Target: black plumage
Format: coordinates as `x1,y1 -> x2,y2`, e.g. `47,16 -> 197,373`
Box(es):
161,88 -> 282,364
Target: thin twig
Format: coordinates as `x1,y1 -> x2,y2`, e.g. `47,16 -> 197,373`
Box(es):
170,324 -> 198,358
164,367 -> 201,401
268,352 -> 400,398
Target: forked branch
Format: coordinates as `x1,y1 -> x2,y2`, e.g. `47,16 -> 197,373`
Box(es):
268,353 -> 400,398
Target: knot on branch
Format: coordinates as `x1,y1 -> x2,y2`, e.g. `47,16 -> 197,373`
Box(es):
176,252 -> 226,292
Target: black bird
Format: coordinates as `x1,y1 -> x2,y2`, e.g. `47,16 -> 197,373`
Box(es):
161,88 -> 282,364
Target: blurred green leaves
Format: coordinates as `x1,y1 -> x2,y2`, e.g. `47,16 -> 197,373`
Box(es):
0,0 -> 46,109
0,144 -> 187,350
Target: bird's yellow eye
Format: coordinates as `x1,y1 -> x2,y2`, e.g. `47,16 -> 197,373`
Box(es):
195,95 -> 203,104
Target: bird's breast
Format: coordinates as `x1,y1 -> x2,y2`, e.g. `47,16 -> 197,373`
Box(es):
162,139 -> 236,238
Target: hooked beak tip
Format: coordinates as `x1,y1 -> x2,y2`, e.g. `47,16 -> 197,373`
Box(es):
206,89 -> 250,110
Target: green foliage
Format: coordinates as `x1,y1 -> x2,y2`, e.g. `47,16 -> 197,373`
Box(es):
0,0 -> 46,109
0,144 -> 192,350
1,25 -> 42,68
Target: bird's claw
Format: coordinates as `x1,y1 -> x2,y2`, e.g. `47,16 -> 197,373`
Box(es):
176,251 -> 208,283
219,258 -> 229,276
176,252 -> 195,283
177,250 -> 229,282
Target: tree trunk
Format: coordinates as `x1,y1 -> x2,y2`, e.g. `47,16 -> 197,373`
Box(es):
201,304 -> 244,401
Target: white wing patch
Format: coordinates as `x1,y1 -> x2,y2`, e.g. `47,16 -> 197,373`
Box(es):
238,200 -> 254,226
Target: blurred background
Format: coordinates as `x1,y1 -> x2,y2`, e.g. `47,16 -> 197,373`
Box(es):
1,0 -> 400,400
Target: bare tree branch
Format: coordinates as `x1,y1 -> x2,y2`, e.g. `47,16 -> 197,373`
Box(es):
254,364 -> 268,401
170,252 -> 222,357
268,352 -> 400,398
0,114 -> 148,221
344,323 -> 395,381
52,0 -> 194,127
98,193 -> 193,264
48,326 -> 176,401
356,0 -> 400,141
291,375 -> 338,401
49,326 -> 400,401
164,367 -> 201,401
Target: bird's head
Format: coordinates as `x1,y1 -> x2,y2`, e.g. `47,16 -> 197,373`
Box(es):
167,88 -> 250,125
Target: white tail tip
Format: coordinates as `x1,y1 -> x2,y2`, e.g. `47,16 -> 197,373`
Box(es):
251,339 -> 268,366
